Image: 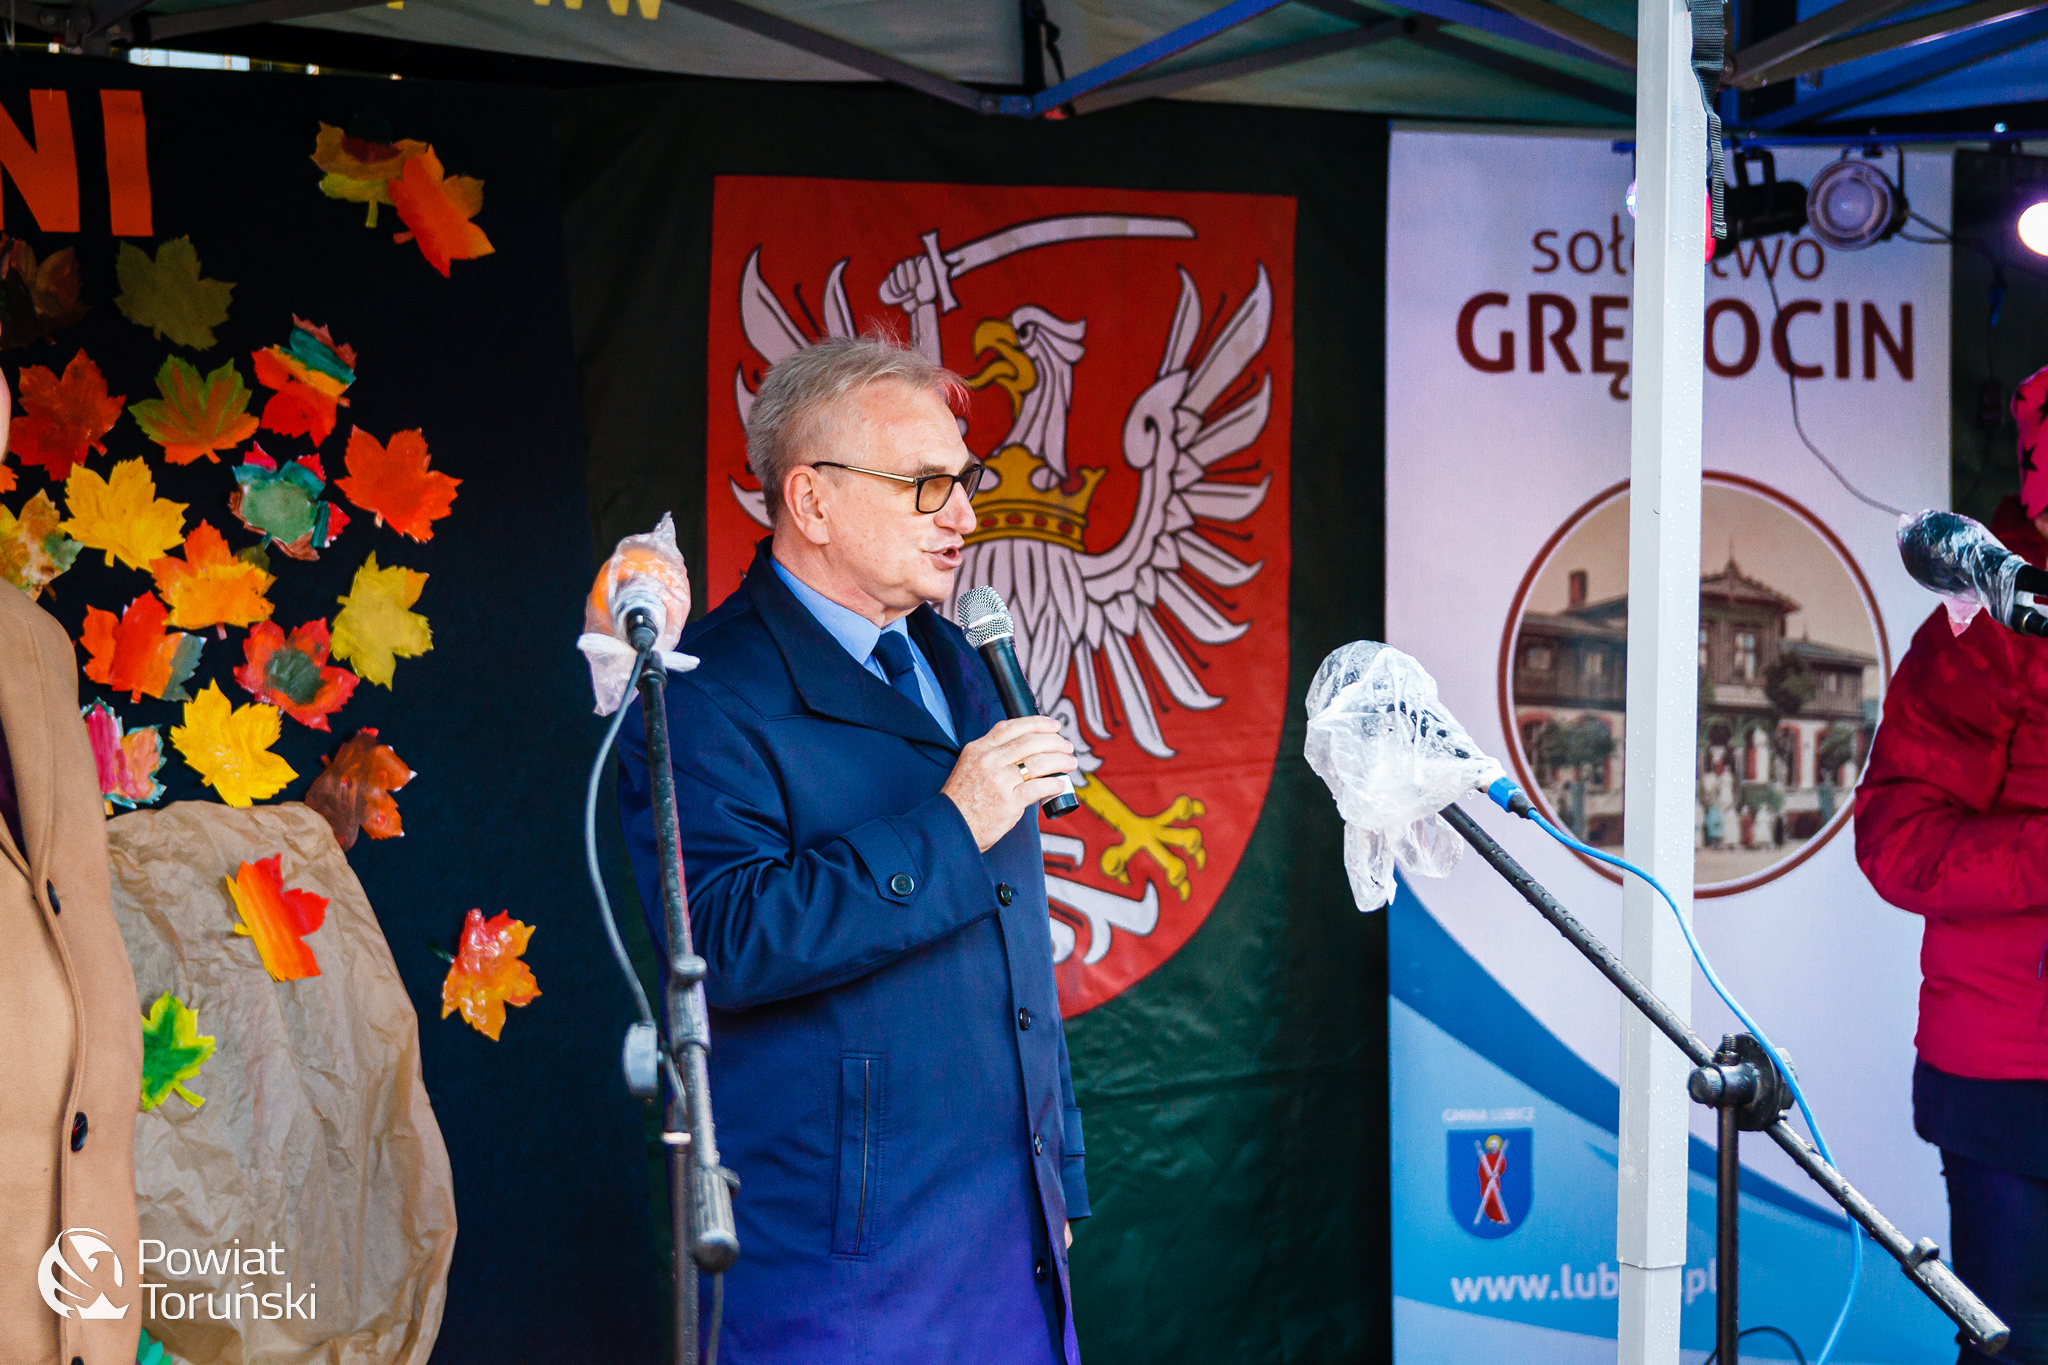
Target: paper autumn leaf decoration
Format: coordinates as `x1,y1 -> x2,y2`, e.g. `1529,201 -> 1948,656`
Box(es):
336,427 -> 458,542
62,458 -> 186,570
114,238 -> 234,351
0,490 -> 79,598
130,356 -> 260,465
230,446 -> 348,560
235,619 -> 357,730
312,123 -> 427,228
224,853 -> 326,980
82,699 -> 166,809
7,350 -> 124,480
139,991 -> 215,1109
331,552 -> 431,687
0,237 -> 87,351
305,727 -> 412,849
173,681 -> 296,807
151,521 -> 275,631
253,318 -> 356,446
80,592 -> 203,701
388,149 -> 494,277
441,909 -> 539,1040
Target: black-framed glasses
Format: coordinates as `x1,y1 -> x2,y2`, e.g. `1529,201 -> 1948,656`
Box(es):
810,461 -> 991,514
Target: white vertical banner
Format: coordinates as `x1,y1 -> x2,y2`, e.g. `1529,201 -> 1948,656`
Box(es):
1384,127 -> 1953,1363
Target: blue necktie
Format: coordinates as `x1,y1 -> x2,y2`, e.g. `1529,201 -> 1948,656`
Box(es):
870,630 -> 927,713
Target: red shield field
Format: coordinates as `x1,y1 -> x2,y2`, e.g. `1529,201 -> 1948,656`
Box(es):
706,176 -> 1294,1016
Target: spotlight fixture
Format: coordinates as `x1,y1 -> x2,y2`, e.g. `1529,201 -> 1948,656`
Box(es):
1806,154 -> 1907,250
1711,148 -> 1808,261
2019,199 -> 2048,258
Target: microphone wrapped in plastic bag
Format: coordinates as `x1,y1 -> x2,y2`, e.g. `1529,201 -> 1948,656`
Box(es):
577,512 -> 699,715
1304,641 -> 1506,911
1897,509 -> 2048,639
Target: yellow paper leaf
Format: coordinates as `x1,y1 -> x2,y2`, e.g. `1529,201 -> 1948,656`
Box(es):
63,459 -> 188,570
151,521 -> 275,630
331,552 -> 431,688
170,681 -> 296,807
0,490 -> 80,598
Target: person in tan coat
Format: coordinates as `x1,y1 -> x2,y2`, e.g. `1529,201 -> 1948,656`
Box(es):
0,374 -> 144,1365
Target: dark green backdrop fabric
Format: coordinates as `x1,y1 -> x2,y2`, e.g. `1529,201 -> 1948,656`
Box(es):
555,80 -> 1391,1362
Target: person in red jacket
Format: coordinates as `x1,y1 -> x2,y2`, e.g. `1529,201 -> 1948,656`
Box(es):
1857,363 -> 2048,1365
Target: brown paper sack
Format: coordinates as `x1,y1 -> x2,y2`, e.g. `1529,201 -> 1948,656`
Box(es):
107,801 -> 456,1365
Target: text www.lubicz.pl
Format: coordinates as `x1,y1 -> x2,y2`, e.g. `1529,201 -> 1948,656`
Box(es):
1450,1261 -> 1720,1306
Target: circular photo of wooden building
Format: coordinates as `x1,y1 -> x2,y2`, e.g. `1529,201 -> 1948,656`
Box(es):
1497,474 -> 1890,896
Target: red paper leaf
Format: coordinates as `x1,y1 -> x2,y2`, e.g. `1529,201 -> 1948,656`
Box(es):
234,618 -> 358,730
335,426 -> 459,542
7,350 -> 124,479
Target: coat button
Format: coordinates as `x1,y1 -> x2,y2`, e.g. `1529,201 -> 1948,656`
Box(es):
996,882 -> 1014,906
888,873 -> 915,896
1032,1132 -> 1044,1156
1034,1259 -> 1048,1283
70,1112 -> 87,1151
46,882 -> 61,915
1017,1007 -> 1033,1031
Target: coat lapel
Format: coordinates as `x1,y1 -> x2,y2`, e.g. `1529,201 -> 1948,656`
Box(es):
746,542 -> 961,754
0,586 -> 57,881
908,605 -> 998,743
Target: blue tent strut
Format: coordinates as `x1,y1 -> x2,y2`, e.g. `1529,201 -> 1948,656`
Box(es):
1750,5 -> 2048,128
990,0 -> 1297,116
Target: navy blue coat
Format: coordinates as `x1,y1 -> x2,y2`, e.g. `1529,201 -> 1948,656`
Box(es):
618,541 -> 1087,1364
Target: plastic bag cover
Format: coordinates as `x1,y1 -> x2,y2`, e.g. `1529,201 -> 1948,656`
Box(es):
579,511 -> 698,714
1304,641 -> 1504,911
1897,509 -> 2020,637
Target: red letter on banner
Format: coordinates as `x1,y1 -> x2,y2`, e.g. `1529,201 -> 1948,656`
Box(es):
1457,293 -> 1515,373
101,91 -> 151,237
0,91 -> 78,233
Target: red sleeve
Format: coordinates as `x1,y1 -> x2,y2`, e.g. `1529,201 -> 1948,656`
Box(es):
1855,606 -> 2048,919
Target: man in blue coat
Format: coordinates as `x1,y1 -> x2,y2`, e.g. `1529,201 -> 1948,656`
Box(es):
618,335 -> 1088,1364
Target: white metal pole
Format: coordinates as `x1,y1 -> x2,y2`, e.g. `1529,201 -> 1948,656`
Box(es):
1621,0 -> 1706,1358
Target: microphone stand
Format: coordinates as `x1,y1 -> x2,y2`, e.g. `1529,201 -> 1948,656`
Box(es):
1436,802 -> 2009,1361
626,610 -> 740,1363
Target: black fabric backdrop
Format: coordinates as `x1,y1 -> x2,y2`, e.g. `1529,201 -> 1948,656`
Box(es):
0,56 -> 663,1361
555,79 -> 1392,1362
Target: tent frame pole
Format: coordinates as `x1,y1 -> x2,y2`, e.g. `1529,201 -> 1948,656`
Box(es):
1621,0 -> 1705,1358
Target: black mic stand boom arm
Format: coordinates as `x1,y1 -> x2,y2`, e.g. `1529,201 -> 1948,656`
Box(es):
1435,802 -> 2009,1357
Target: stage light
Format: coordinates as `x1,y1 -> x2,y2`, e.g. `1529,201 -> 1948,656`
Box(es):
2020,200 -> 2048,257
1806,157 -> 1907,250
1711,148 -> 1808,261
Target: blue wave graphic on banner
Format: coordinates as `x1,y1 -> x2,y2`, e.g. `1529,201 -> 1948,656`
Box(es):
1388,875 -> 1952,1363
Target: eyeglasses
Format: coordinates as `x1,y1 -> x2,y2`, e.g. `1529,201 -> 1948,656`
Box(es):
810,461 -> 991,514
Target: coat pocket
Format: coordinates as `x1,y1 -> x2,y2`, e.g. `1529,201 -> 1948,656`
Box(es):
832,1053 -> 884,1257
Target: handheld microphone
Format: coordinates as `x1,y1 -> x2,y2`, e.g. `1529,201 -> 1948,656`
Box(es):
1897,509 -> 2048,638
577,513 -> 698,715
955,586 -> 1080,818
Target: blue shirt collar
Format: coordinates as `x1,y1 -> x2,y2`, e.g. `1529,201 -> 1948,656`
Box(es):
769,556 -> 912,665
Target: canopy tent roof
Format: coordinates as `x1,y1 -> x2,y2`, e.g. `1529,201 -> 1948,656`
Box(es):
26,0 -> 2048,133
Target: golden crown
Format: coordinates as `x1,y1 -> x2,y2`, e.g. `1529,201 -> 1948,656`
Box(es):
965,443 -> 1106,553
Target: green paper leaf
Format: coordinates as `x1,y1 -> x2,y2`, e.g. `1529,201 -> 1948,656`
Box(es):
139,991 -> 215,1110
113,238 -> 234,351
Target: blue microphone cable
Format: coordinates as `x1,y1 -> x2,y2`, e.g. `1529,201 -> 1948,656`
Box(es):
1482,776 -> 1862,1365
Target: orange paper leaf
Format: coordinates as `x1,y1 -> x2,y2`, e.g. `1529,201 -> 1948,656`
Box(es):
151,521 -> 275,630
129,355 -> 260,465
224,854 -> 327,981
79,591 -> 204,702
335,427 -> 459,542
304,727 -> 413,849
7,350 -> 124,479
388,149 -> 494,277
234,618 -> 358,730
441,909 -> 538,1040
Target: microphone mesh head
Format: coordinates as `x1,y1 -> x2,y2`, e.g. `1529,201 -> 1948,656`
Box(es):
956,585 -> 1013,649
